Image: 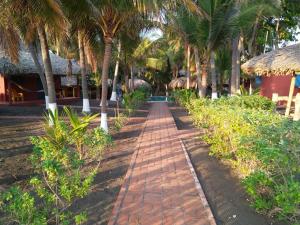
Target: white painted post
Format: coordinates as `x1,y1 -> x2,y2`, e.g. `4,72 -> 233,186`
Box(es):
293,93 -> 300,121
272,93 -> 279,103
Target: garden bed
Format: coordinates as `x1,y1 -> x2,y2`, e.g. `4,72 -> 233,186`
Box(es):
169,103 -> 287,225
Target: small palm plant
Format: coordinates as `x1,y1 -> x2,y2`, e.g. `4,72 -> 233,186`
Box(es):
1,108 -> 112,225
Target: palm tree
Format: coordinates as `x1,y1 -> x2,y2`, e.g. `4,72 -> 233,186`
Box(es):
215,46 -> 231,94
0,2 -> 51,108
110,39 -> 122,101
230,0 -> 280,95
92,0 -> 150,131
37,25 -> 59,113
27,41 -> 49,108
61,0 -> 100,113
78,30 -> 91,112
13,0 -> 67,113
167,2 -> 233,98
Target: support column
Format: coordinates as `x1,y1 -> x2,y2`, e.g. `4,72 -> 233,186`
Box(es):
7,77 -> 12,105
293,93 -> 300,121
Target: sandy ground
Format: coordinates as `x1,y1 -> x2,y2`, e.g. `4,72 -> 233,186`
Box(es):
169,103 -> 287,225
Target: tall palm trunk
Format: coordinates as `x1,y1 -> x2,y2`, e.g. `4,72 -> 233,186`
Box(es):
210,51 -> 218,99
236,36 -> 243,95
200,60 -> 208,98
37,24 -> 56,114
275,18 -> 280,49
28,42 -> 49,108
186,44 -> 191,89
100,37 -> 113,132
78,31 -> 90,113
124,64 -> 130,93
194,47 -> 201,97
130,66 -> 135,92
230,35 -> 239,96
110,40 -> 121,101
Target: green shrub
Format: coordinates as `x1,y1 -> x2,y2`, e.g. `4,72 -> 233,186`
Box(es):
123,87 -> 149,114
180,95 -> 300,223
0,108 -> 112,225
172,89 -> 196,107
215,95 -> 276,111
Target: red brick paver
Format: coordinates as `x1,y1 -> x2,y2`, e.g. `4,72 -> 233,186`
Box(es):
108,103 -> 216,225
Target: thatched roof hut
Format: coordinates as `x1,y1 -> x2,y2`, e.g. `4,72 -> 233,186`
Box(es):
242,43 -> 300,117
241,43 -> 300,76
129,78 -> 151,89
0,50 -> 80,75
169,77 -> 198,89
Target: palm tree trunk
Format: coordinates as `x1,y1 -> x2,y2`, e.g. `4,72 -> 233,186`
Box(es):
186,44 -> 191,89
124,65 -> 130,93
210,51 -> 218,99
194,47 -> 201,97
130,66 -> 135,92
263,31 -> 269,54
78,31 -> 90,113
200,60 -> 208,98
100,37 -> 113,132
275,18 -> 280,49
220,73 -> 224,94
236,36 -> 243,95
37,24 -> 56,114
28,42 -> 49,108
230,35 -> 239,96
110,40 -> 121,101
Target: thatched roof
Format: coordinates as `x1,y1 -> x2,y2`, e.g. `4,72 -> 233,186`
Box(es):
241,43 -> 300,76
0,50 -> 81,75
169,77 -> 198,88
129,78 -> 151,89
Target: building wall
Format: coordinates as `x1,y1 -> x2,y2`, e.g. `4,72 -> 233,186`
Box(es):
11,75 -> 40,101
1,74 -> 80,103
261,75 -> 300,98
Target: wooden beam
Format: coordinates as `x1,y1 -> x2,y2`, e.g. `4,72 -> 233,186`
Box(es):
285,76 -> 296,117
272,93 -> 279,103
293,93 -> 300,121
7,77 -> 12,105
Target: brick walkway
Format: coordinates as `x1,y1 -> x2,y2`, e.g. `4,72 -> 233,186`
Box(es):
108,102 -> 216,225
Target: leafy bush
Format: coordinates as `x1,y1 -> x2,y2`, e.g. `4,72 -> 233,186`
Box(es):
0,108 -> 112,225
172,89 -> 196,107
175,93 -> 300,223
113,112 -> 127,132
123,87 -> 149,114
216,95 -> 276,111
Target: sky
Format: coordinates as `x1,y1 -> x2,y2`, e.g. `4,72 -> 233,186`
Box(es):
142,28 -> 163,41
144,26 -> 300,46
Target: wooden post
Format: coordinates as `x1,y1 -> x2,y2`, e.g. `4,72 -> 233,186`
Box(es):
285,76 -> 296,117
7,78 -> 12,105
272,93 -> 279,103
293,93 -> 300,121
76,75 -> 80,97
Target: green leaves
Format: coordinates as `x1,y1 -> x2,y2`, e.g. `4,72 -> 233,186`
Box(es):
178,94 -> 300,223
1,108 -> 112,224
0,187 -> 47,225
123,87 -> 150,114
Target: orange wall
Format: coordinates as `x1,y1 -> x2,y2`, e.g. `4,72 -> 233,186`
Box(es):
260,75 -> 300,99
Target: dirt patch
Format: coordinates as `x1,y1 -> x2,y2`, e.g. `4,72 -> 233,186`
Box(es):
169,103 -> 287,225
0,102 -> 149,224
